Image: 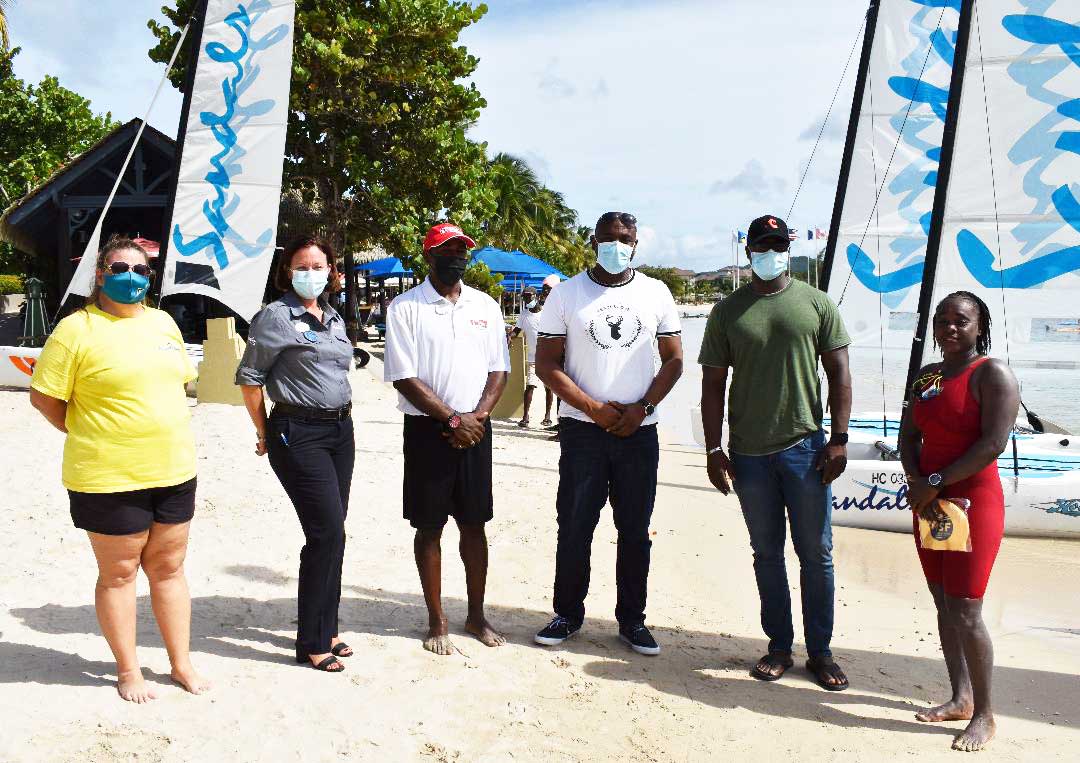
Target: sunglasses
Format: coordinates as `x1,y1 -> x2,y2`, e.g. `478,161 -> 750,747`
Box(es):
597,211 -> 637,227
106,262 -> 154,277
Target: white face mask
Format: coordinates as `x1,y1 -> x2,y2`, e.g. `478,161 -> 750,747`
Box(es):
596,240 -> 635,274
292,269 -> 329,299
750,249 -> 789,281
525,298 -> 539,309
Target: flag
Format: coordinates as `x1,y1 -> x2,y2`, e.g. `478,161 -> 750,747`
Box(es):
807,229 -> 814,240
787,228 -> 799,242
815,227 -> 829,240
736,230 -> 747,244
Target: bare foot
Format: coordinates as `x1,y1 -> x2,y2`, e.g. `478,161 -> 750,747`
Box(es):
952,713 -> 995,752
170,663 -> 212,695
307,652 -> 344,671
916,698 -> 974,723
331,636 -> 353,657
423,617 -> 455,656
466,617 -> 507,647
116,668 -> 156,703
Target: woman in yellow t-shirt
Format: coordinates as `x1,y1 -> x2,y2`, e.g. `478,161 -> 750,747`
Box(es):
30,236 -> 208,703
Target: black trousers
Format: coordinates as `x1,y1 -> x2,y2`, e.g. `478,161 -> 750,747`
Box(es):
553,418 -> 659,628
267,413 -> 355,655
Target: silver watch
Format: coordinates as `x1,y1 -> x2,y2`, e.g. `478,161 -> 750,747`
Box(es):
928,472 -> 944,487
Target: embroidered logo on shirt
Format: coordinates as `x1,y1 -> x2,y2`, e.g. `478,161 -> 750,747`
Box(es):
587,305 -> 644,350
470,319 -> 488,329
157,343 -> 182,353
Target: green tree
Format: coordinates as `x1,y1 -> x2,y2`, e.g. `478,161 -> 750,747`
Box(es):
0,47 -> 116,273
635,265 -> 687,299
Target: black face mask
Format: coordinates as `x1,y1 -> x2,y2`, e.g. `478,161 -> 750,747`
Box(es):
433,256 -> 469,286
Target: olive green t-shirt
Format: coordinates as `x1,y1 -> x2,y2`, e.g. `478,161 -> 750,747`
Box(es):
698,279 -> 850,456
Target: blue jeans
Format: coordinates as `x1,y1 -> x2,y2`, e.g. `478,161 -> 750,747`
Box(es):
731,430 -> 834,658
553,418 -> 659,628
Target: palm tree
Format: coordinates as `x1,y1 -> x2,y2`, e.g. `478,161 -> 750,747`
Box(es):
0,1 -> 12,51
485,152 -> 545,250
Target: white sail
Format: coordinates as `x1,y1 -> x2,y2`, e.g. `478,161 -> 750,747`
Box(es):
921,0 -> 1080,370
828,0 -> 961,359
160,0 -> 296,321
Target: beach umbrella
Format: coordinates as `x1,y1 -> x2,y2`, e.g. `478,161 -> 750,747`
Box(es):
19,277 -> 51,348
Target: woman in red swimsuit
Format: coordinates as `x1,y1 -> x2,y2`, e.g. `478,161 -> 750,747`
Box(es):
900,291 -> 1019,753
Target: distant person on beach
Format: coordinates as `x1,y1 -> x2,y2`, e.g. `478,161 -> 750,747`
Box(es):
510,274 -> 560,428
900,291 -> 1018,752
699,214 -> 852,690
29,235 -> 209,702
383,223 -> 510,655
236,234 -> 355,674
533,211 -> 683,655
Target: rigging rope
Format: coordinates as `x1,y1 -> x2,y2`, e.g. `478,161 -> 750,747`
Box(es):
787,13 -> 868,221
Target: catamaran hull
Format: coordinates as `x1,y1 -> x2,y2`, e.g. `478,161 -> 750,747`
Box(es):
1,346 -> 40,388
690,407 -> 1080,539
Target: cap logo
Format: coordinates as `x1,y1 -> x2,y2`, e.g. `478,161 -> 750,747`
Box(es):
767,218 -> 778,229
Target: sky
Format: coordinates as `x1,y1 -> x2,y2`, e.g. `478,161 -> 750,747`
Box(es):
7,0 -> 869,272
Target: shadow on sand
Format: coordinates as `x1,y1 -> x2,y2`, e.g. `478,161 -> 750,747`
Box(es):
7,563 -> 1076,735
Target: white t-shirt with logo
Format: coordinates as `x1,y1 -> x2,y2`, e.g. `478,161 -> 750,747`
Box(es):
516,307 -> 543,363
384,278 -> 511,416
537,270 -> 681,426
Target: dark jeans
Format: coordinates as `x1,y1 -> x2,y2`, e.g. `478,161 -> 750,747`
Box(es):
553,417 -> 659,628
267,414 -> 355,656
731,430 -> 834,658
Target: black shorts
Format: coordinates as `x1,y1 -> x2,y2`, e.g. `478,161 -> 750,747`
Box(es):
402,416 -> 493,529
68,477 -> 197,536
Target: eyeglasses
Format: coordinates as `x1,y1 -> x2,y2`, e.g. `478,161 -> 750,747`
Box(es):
106,262 -> 154,277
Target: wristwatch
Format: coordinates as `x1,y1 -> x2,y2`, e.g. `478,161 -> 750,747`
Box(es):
828,432 -> 849,446
637,399 -> 656,417
928,472 -> 944,487
445,413 -> 462,431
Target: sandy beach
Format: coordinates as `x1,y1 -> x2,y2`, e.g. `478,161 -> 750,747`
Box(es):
1,358 -> 1078,762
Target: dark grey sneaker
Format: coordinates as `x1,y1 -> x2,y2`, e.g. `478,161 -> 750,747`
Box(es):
534,616 -> 580,646
619,623 -> 660,655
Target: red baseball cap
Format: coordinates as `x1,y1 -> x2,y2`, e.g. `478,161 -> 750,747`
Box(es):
422,223 -> 476,252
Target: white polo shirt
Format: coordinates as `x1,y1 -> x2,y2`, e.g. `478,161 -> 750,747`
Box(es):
516,307 -> 543,363
384,278 -> 511,416
537,269 -> 681,426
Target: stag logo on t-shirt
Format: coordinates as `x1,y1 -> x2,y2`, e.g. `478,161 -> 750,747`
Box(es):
587,305 -> 644,350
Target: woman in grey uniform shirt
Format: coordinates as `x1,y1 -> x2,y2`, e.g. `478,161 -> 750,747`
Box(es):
236,234 -> 355,673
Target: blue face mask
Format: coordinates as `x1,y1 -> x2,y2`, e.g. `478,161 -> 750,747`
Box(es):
750,249 -> 789,281
292,269 -> 329,300
101,271 -> 150,304
596,240 -> 634,275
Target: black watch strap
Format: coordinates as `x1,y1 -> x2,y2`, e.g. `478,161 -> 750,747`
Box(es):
637,399 -> 656,416
828,432 -> 849,445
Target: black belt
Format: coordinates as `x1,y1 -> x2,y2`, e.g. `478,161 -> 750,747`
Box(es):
271,402 -> 352,422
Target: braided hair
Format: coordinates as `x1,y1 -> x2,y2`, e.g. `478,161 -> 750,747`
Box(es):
933,290 -> 992,355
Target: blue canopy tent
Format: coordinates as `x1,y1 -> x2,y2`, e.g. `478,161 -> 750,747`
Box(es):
470,246 -> 568,294
354,256 -> 414,280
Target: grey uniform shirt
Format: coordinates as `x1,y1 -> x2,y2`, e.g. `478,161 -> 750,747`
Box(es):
235,291 -> 353,409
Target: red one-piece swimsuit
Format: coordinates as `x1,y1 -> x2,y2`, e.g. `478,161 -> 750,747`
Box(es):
911,357 -> 1004,599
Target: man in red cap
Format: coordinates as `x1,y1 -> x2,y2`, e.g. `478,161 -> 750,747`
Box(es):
383,222 -> 510,655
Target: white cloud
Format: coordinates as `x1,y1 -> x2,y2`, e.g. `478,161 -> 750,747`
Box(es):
709,160 -> 787,201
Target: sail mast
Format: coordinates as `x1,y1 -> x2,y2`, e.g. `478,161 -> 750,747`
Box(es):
902,0 -> 977,397
153,0 -> 210,306
820,0 -> 880,293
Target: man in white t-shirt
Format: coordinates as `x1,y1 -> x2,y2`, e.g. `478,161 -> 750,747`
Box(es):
383,222 -> 510,656
532,211 -> 683,656
510,275 -> 560,428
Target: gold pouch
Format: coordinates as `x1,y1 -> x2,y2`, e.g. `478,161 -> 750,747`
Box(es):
918,498 -> 972,552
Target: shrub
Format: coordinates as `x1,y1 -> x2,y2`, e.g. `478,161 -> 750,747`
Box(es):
0,275 -> 24,295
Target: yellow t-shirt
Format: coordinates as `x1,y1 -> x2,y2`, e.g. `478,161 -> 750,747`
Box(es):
31,305 -> 198,493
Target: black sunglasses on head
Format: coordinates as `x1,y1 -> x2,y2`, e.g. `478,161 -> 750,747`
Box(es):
106,262 -> 154,277
597,211 -> 637,227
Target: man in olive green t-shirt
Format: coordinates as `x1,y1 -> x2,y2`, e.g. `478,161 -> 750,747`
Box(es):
699,214 -> 852,691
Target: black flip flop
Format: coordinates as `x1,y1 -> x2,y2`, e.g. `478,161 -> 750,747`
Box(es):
311,655 -> 345,672
331,642 -> 353,658
750,652 -> 794,682
806,657 -> 849,691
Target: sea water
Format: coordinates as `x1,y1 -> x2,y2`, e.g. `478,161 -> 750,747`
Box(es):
659,317 -> 1080,448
